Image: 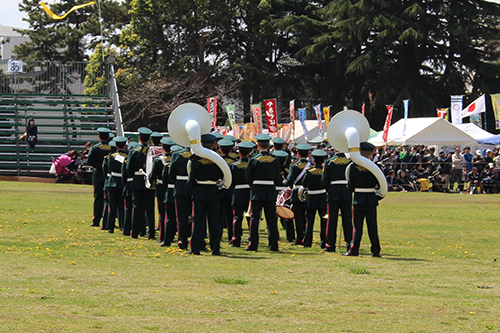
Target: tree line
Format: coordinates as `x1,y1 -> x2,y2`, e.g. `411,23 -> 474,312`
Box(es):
14,0 -> 500,130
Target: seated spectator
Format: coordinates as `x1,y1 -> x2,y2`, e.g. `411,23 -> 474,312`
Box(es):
473,150 -> 485,173
439,150 -> 452,189
467,166 -> 482,194
412,163 -> 429,179
386,170 -> 402,191
397,170 -> 414,192
480,163 -> 496,193
431,171 -> 451,193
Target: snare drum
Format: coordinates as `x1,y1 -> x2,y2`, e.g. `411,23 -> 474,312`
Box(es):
276,188 -> 294,219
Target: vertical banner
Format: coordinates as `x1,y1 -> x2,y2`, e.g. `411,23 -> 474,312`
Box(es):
251,103 -> 263,134
206,97 -> 218,129
243,123 -> 255,141
264,99 -> 278,134
361,103 -> 365,116
323,106 -> 330,128
403,99 -> 409,137
298,107 -> 308,141
289,100 -> 296,139
225,105 -> 235,129
451,95 -> 463,124
313,104 -> 324,137
382,105 -> 394,143
490,93 -> 500,130
470,114 -> 482,128
437,108 -> 449,120
280,124 -> 292,141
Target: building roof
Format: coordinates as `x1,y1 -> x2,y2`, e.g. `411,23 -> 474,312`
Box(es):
0,25 -> 26,37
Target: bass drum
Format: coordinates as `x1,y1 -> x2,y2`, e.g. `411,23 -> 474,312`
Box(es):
276,188 -> 294,219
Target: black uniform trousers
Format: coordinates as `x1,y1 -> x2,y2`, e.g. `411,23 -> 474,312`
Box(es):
162,202 -> 177,245
231,204 -> 246,247
248,200 -> 279,251
303,207 -> 327,247
157,199 -> 166,241
326,200 -> 353,251
107,187 -> 124,233
293,201 -> 306,245
102,189 -> 110,230
123,195 -> 132,236
92,180 -> 105,226
190,199 -> 220,254
131,189 -> 155,239
349,205 -> 381,256
219,197 -> 233,243
175,197 -> 192,249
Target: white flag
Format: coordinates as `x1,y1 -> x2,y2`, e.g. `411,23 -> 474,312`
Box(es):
461,94 -> 486,118
451,95 -> 463,124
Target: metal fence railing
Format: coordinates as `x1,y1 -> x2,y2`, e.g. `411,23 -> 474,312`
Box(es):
0,60 -> 111,96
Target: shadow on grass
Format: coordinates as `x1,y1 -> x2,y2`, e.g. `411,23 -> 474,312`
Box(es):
381,254 -> 428,262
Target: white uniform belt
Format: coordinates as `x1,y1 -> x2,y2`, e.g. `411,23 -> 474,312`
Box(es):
107,173 -> 111,177
330,180 -> 347,185
235,184 -> 250,189
176,175 -> 189,180
197,180 -> 217,185
157,180 -> 163,184
167,184 -> 175,189
354,188 -> 376,193
253,180 -> 274,185
134,171 -> 144,176
111,172 -> 122,177
275,186 -> 287,191
308,189 -> 326,195
127,177 -> 133,182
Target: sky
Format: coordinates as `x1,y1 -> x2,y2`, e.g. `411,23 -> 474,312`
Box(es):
2,0 -> 500,30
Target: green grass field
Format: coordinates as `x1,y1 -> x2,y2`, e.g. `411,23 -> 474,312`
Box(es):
0,181 -> 499,332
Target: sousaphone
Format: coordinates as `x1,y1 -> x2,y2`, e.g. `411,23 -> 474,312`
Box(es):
167,103 -> 232,188
327,110 -> 388,197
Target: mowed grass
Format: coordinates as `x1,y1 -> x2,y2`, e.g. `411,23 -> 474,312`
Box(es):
0,181 -> 499,333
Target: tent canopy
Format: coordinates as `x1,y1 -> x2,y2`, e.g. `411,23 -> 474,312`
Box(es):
452,123 -> 494,141
369,117 -> 477,147
478,134 -> 500,145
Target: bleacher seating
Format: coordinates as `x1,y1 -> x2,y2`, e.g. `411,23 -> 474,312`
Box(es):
0,93 -> 116,177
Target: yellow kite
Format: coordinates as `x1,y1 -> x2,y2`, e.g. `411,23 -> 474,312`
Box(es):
40,1 -> 96,20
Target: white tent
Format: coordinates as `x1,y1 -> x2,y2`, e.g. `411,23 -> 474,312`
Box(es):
292,120 -> 326,143
452,123 -> 494,141
369,117 -> 477,147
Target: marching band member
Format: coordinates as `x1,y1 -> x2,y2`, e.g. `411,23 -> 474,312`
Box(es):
122,141 -> 139,236
345,142 -> 383,257
273,149 -> 295,242
285,144 -> 311,245
126,127 -> 155,239
302,149 -> 328,247
104,136 -> 128,233
88,127 -> 112,228
188,134 -> 223,255
149,137 -> 175,244
168,145 -> 193,250
218,138 -> 238,243
245,134 -> 281,251
230,141 -> 253,247
322,149 -> 353,252
150,132 -> 165,234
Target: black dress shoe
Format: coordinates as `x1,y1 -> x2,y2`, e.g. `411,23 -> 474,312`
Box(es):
160,242 -> 170,247
107,230 -> 114,234
342,252 -> 358,256
270,247 -> 279,252
149,237 -> 157,240
212,251 -> 221,256
187,250 -> 200,255
90,224 -> 100,227
244,247 -> 257,251
372,254 -> 382,258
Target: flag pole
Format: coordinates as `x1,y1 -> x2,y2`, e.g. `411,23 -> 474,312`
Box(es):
97,0 -> 104,62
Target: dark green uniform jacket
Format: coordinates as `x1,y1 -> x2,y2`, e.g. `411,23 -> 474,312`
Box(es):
230,158 -> 250,206
87,141 -> 112,182
245,151 -> 281,201
322,153 -> 351,202
302,165 -> 327,209
105,150 -> 128,189
285,158 -> 310,202
347,163 -> 381,206
188,155 -> 223,202
168,149 -> 193,198
126,144 -> 149,190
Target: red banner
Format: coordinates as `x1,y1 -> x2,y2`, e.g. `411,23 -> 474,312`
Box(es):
382,105 -> 393,143
206,97 -> 218,129
264,99 -> 278,133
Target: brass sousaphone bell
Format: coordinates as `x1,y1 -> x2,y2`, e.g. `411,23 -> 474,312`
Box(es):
326,110 -> 388,197
167,103 -> 232,188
